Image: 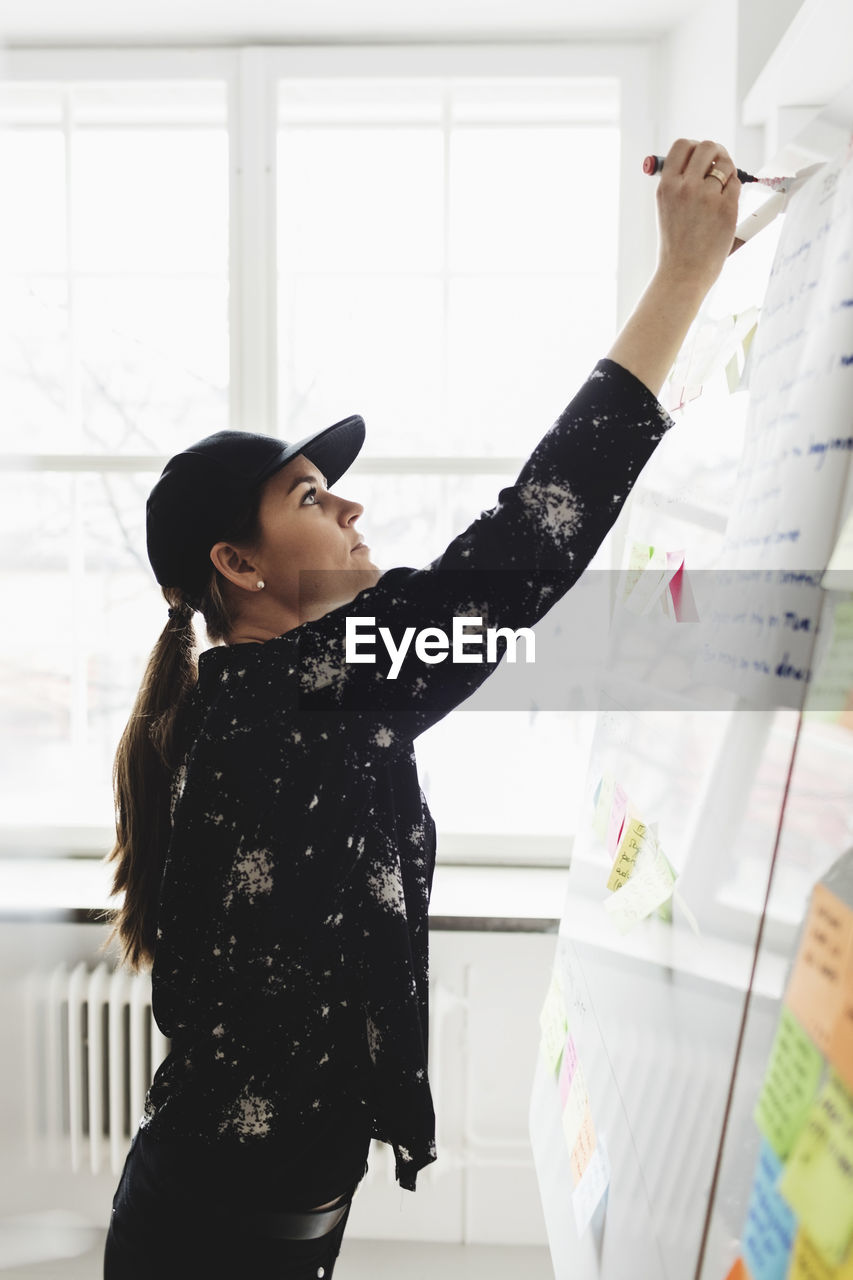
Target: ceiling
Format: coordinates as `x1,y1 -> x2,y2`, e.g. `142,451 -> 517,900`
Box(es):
0,0 -> 706,46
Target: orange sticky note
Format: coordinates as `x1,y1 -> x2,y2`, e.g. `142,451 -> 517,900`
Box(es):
725,1258 -> 750,1280
570,1103 -> 597,1187
830,925 -> 853,1097
786,884 -> 853,1056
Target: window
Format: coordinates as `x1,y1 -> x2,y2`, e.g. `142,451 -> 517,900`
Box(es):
0,48 -> 645,860
276,75 -> 620,856
1,77 -> 229,834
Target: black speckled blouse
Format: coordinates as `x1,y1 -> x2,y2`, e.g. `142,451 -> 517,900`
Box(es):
141,357 -> 674,1195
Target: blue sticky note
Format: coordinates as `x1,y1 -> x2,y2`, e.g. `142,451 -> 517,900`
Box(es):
742,1140 -> 797,1280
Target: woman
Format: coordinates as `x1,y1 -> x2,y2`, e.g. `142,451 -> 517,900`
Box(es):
102,137 -> 740,1278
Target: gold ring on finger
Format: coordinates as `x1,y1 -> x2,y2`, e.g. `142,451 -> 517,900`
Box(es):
705,166 -> 727,190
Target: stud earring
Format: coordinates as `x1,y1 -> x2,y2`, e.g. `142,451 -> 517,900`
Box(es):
257,580 -> 265,590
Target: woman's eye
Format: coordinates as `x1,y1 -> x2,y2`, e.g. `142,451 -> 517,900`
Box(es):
301,486 -> 318,505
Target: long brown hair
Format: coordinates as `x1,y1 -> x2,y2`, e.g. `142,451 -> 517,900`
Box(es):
100,496 -> 262,972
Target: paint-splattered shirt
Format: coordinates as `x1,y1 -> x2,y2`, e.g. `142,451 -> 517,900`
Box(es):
141,358 -> 674,1193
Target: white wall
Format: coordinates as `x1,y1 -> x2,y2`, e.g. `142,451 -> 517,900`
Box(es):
657,0 -> 808,170
658,0 -> 739,155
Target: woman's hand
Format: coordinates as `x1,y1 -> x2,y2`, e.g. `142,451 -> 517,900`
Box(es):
606,137 -> 741,397
655,137 -> 741,293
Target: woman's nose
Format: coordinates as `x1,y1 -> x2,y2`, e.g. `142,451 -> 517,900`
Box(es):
340,495 -> 364,522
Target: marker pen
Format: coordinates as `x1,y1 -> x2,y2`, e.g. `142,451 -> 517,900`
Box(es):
642,154 -> 758,184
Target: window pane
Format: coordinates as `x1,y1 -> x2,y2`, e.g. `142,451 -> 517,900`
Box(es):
278,127 -> 445,274
76,277 -> 228,452
279,274 -> 444,453
0,278 -> 69,450
277,80 -> 620,460
0,130 -> 66,273
279,78 -> 443,125
0,469 -> 167,829
450,77 -> 617,123
446,273 -> 617,455
417,711 -> 596,837
0,474 -> 75,825
449,126 -> 619,273
0,81 -> 229,456
71,129 -> 228,274
72,80 -> 226,127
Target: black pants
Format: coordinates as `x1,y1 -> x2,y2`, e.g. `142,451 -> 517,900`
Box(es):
104,1131 -> 364,1280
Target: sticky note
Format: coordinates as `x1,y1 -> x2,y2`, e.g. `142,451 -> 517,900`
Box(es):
604,840 -> 677,934
742,1140 -> 797,1280
667,550 -> 700,622
558,1033 -> 579,1106
830,917 -> 853,1097
570,1102 -> 597,1186
592,774 -> 615,844
807,598 -> 853,726
724,1261 -> 749,1280
606,814 -> 647,890
561,1063 -> 590,1156
622,541 -> 656,605
754,1006 -> 824,1159
788,1230 -> 853,1280
539,969 -> 568,1077
785,884 -> 853,1057
572,1134 -> 610,1237
779,1074 -> 853,1268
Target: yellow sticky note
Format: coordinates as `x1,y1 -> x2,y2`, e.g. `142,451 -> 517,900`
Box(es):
807,598 -> 853,727
622,541 -> 656,604
788,1230 -> 853,1280
604,841 -> 677,934
754,1006 -> 824,1159
779,1074 -> 853,1268
539,969 -> 568,1077
606,815 -> 647,891
786,884 -> 853,1058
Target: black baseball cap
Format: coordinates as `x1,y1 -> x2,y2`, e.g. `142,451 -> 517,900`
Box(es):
146,415 -> 365,601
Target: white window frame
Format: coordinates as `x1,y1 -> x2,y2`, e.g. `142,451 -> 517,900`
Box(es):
1,42 -> 660,866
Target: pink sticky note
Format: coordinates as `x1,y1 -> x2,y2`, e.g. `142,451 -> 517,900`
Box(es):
666,550 -> 699,622
607,784 -> 628,857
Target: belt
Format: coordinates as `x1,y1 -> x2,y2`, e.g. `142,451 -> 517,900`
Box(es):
231,1196 -> 350,1241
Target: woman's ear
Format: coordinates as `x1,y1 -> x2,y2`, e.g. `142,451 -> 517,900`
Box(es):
209,541 -> 260,592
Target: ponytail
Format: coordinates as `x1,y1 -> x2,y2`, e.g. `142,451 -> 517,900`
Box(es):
100,492 -> 263,972
101,590 -> 197,972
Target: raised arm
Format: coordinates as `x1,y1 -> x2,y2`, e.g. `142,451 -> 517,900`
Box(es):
608,137 -> 740,395
266,138 -> 741,750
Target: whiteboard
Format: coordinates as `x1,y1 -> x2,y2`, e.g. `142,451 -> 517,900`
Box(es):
530,132 -> 853,1280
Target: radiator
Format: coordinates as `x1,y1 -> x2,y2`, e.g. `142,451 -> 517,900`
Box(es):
24,961 -> 170,1178
24,963 -> 464,1186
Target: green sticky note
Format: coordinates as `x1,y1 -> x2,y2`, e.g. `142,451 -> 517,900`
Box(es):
755,1006 -> 824,1160
779,1073 -> 853,1268
539,969 -> 568,1077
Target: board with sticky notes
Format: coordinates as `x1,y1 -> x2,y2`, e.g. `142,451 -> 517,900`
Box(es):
529,125 -> 853,1280
720,867 -> 853,1280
